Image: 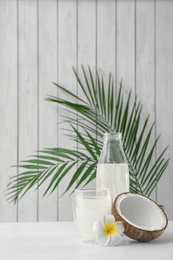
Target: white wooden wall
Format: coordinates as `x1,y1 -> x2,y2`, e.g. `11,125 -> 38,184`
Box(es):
0,0 -> 173,222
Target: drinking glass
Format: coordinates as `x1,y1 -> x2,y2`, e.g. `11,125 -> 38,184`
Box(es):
72,188 -> 112,242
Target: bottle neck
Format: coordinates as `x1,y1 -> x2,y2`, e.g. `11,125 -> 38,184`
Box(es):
103,132 -> 122,143
103,132 -> 123,149
99,132 -> 127,164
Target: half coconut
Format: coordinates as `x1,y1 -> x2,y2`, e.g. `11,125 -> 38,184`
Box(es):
112,192 -> 168,241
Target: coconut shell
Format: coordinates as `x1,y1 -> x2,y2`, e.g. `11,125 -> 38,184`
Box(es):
112,192 -> 168,242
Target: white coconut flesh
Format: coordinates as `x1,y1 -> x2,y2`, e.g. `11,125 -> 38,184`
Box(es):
116,193 -> 167,231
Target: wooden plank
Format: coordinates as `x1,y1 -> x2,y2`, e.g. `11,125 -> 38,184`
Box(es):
17,0 -> 38,221
38,0 -> 58,221
136,0 -> 156,200
97,0 -> 116,75
58,0 -> 77,221
0,0 -> 17,222
97,0 -> 116,116
78,0 -> 96,68
117,0 -> 135,94
77,0 -> 96,190
156,0 -> 173,219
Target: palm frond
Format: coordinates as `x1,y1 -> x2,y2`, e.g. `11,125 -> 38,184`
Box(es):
7,148 -> 96,203
6,66 -> 169,202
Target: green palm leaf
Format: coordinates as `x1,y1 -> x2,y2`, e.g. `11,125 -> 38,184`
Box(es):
6,66 -> 169,202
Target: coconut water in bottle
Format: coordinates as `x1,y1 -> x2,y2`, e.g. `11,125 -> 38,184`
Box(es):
96,132 -> 129,201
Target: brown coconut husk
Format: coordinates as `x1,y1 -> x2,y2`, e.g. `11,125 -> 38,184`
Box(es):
112,192 -> 168,242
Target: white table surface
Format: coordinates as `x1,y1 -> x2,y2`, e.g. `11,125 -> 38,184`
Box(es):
0,221 -> 172,260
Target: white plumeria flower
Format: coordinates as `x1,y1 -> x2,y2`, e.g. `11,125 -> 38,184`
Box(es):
93,214 -> 125,247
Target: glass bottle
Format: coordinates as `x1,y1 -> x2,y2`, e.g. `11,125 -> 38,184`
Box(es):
96,132 -> 129,201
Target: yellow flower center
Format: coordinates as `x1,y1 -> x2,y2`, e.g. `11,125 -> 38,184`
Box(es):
103,222 -> 117,236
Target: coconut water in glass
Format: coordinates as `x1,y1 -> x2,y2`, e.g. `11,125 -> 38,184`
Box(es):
72,188 -> 112,241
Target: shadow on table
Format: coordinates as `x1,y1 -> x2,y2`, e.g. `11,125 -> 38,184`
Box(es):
123,232 -> 173,246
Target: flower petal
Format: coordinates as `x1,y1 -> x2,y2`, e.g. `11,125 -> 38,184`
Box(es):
110,232 -> 122,246
115,221 -> 125,234
93,221 -> 103,233
96,234 -> 110,247
103,214 -> 115,224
